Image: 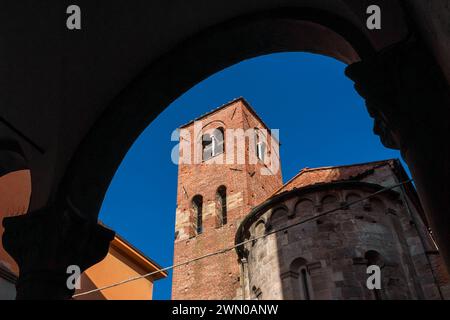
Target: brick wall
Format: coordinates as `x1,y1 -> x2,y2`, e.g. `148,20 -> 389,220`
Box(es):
172,99 -> 282,299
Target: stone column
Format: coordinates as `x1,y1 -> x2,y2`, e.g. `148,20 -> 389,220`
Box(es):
2,204 -> 115,299
345,40 -> 450,272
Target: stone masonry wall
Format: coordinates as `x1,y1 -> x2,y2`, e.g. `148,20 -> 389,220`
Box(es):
241,182 -> 444,300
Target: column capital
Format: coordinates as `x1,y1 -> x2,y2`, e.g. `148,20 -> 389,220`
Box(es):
345,40 -> 450,153
2,203 -> 115,299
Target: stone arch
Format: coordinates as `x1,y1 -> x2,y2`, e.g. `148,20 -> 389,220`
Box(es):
59,6 -> 379,221
268,205 -> 289,227
294,198 -> 314,218
321,193 -> 339,211
253,219 -> 267,238
346,192 -> 363,210
346,192 -> 361,202
6,1 -> 450,300
251,219 -> 267,247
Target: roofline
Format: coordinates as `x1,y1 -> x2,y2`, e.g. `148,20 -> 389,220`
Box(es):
297,158 -> 397,173
271,158 -> 397,197
235,180 -> 401,258
0,232 -> 169,282
111,235 -> 168,279
179,97 -> 274,133
98,221 -> 168,279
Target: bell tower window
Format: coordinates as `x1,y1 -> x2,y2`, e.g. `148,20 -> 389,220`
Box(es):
202,128 -> 224,161
255,128 -> 266,161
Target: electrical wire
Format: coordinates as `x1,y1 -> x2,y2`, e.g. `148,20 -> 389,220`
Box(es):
73,179 -> 412,298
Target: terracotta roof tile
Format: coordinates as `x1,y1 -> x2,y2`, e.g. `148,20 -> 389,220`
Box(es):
274,159 -> 395,195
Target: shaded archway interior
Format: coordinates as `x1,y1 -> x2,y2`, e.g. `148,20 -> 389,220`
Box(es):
61,9 -> 376,221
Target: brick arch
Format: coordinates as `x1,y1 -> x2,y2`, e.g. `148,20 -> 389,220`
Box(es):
196,120 -> 227,142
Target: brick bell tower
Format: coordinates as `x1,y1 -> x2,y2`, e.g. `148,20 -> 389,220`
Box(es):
172,98 -> 283,299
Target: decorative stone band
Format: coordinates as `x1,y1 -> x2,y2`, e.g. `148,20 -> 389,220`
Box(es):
2,204 -> 115,299
345,40 -> 450,154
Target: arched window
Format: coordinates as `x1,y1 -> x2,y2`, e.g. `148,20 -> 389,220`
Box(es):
254,128 -> 266,161
192,195 -> 203,235
290,257 -> 313,300
202,128 -> 224,161
216,185 -> 227,227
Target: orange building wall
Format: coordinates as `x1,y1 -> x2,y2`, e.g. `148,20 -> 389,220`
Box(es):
0,170 -> 166,300
76,247 -> 154,300
75,236 -> 167,300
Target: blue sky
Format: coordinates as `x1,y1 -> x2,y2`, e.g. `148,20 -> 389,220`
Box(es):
99,52 -> 404,299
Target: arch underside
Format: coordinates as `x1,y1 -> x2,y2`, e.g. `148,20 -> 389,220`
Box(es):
61,8 -> 392,220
